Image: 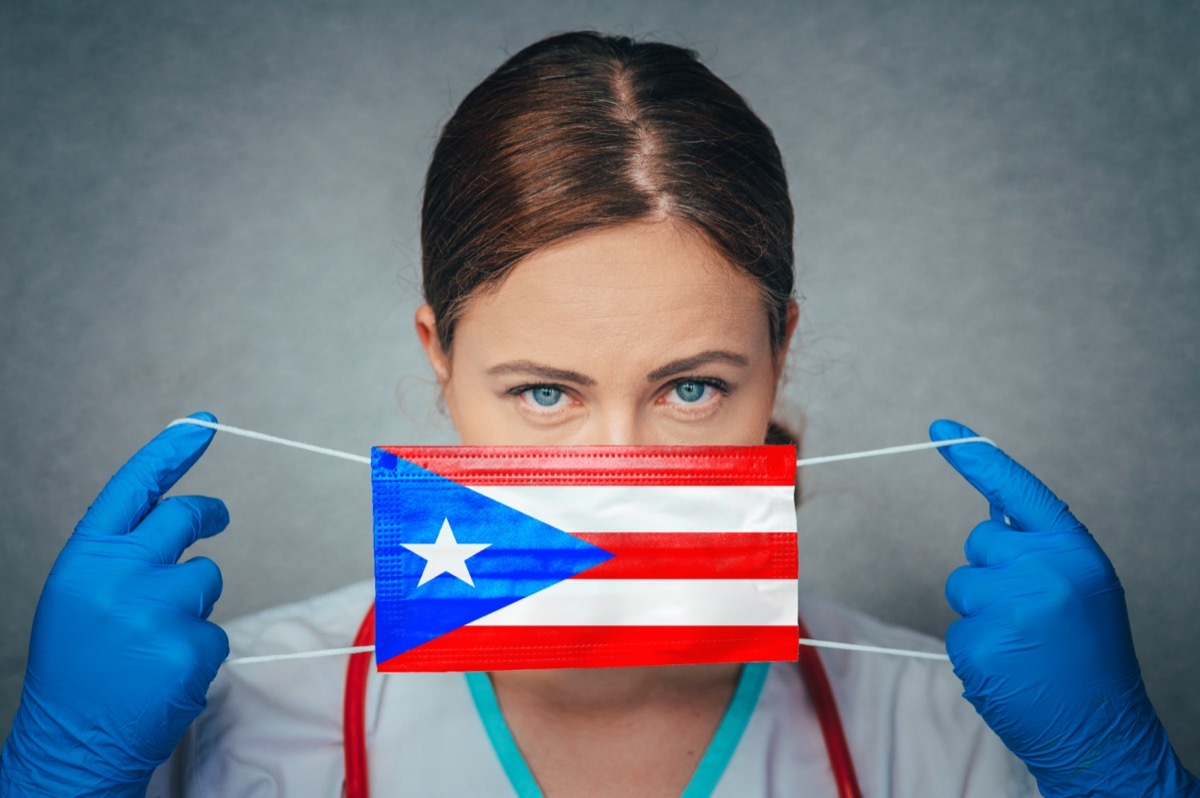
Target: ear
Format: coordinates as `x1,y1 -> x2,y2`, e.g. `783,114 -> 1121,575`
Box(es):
414,304 -> 452,385
784,298 -> 800,341
774,299 -> 800,381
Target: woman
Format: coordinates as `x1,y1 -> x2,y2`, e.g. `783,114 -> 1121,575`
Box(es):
1,30 -> 1193,797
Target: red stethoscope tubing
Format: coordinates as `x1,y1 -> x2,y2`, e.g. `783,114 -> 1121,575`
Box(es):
342,604 -> 375,798
341,605 -> 862,798
796,615 -> 863,798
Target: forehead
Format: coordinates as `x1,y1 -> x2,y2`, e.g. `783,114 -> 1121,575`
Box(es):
450,219 -> 772,369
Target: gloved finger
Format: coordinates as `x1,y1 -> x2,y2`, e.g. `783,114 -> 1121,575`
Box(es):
75,411 -> 219,539
161,615 -> 231,698
127,495 -> 230,564
144,556 -> 224,619
133,614 -> 231,760
943,614 -> 977,667
944,563 -> 1014,617
963,519 -> 1070,567
929,419 -> 1082,533
943,613 -> 1012,681
188,617 -> 230,685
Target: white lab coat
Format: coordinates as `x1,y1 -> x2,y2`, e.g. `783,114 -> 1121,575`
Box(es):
148,580 -> 1039,797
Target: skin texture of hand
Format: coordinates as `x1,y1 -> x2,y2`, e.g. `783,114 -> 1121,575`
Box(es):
0,413 -> 230,797
931,419 -> 1198,797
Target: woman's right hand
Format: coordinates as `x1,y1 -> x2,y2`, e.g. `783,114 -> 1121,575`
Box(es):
0,413 -> 231,797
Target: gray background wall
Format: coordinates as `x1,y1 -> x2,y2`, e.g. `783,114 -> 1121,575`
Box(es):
3,0 -> 1198,773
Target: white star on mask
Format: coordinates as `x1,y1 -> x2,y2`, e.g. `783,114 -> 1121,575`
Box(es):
400,518 -> 491,587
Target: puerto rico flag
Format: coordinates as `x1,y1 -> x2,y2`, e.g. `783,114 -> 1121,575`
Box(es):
371,445 -> 798,671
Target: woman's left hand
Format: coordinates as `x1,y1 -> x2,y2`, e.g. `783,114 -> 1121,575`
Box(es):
930,419 -> 1197,797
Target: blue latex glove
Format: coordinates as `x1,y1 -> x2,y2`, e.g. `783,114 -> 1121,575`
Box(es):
1,413 -> 230,797
931,419 -> 1198,797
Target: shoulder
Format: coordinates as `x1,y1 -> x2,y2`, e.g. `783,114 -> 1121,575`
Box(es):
758,595 -> 1038,797
148,582 -> 374,796
793,594 -> 979,743
150,581 -> 506,798
147,582 -> 446,796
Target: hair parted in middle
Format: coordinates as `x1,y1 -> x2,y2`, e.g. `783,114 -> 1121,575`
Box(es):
420,29 -> 796,357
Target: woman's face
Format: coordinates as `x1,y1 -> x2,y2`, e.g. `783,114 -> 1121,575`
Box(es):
416,218 -> 797,447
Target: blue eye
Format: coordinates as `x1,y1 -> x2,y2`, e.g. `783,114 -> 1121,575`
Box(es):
528,386 -> 564,407
673,380 -> 708,403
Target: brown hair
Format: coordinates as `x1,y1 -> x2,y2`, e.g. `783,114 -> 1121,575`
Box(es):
420,30 -> 800,452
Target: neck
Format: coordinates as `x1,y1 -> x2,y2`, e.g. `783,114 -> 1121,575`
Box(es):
488,662 -> 744,716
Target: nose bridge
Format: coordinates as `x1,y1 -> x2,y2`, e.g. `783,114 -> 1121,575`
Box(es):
599,408 -> 641,447
584,400 -> 647,447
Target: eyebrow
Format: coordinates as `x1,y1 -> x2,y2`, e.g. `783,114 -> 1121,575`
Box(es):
645,350 -> 750,381
486,350 -> 751,387
486,360 -> 597,386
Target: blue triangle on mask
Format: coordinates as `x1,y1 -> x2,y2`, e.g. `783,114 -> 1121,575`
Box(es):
371,448 -> 614,664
